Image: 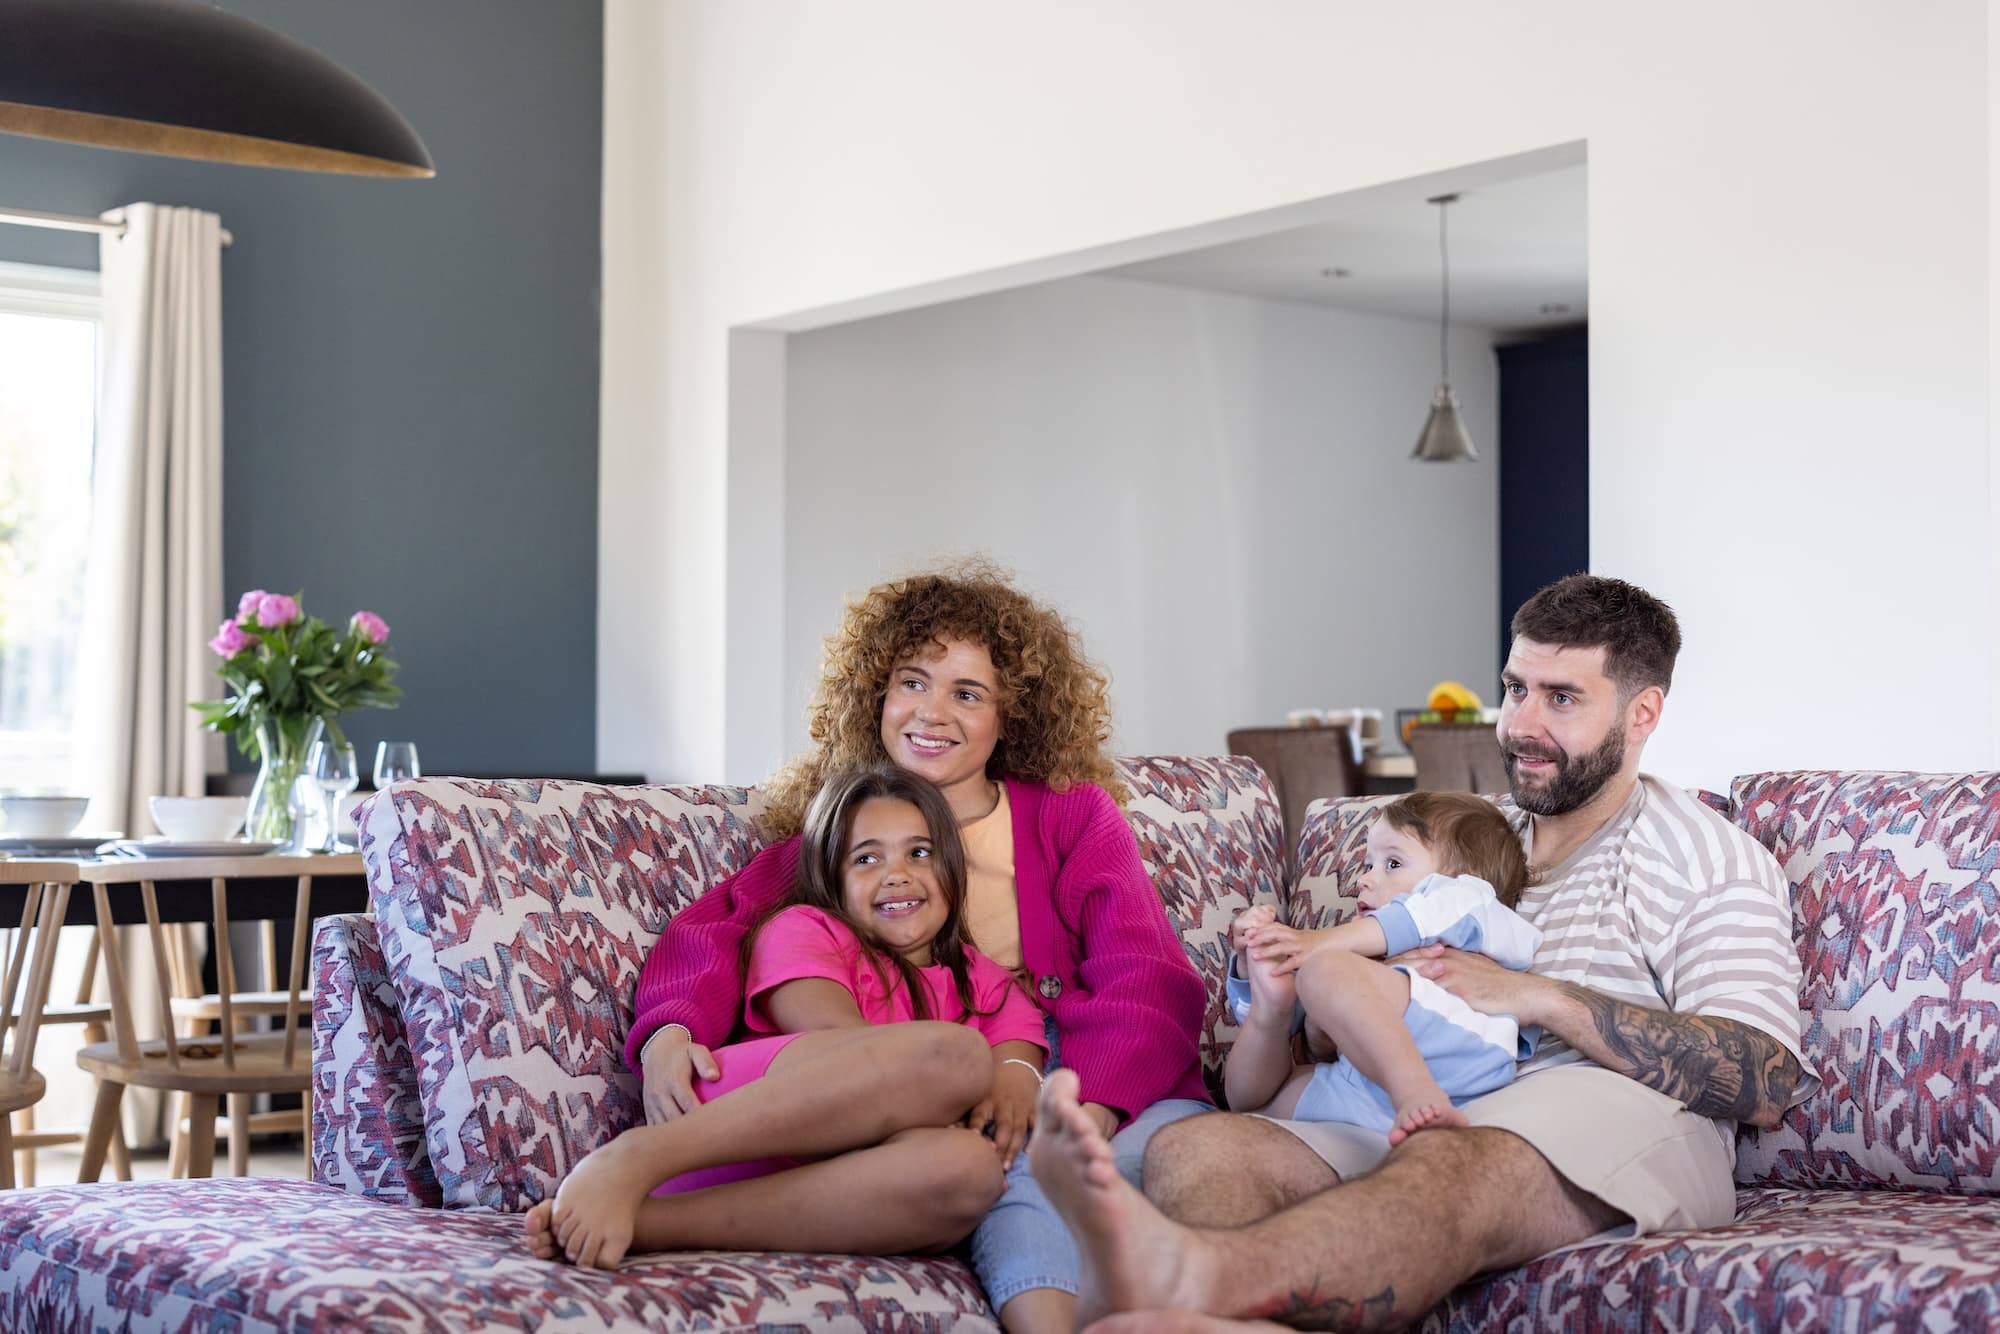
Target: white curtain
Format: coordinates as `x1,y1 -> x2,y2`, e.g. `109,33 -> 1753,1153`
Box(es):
74,203 -> 226,839
54,203 -> 227,1150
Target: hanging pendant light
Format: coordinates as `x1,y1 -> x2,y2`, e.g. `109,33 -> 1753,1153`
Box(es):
0,0 -> 434,178
1412,193 -> 1476,462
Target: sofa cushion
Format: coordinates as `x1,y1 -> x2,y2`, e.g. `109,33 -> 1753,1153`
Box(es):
0,1178 -> 997,1333
1425,1186 -> 2000,1331
311,911 -> 439,1206
1731,770 -> 2000,1193
359,779 -> 768,1211
1117,755 -> 1288,1089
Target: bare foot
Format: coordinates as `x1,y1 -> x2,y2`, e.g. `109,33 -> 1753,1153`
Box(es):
549,1135 -> 653,1269
1029,1069 -> 1208,1326
1386,1099 -> 1467,1146
523,1199 -> 560,1260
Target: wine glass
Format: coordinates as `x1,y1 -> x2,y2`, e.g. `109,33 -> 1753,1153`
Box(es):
373,741 -> 422,790
308,737 -> 359,853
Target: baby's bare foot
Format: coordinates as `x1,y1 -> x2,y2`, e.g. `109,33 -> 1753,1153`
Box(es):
1387,1100 -> 1468,1146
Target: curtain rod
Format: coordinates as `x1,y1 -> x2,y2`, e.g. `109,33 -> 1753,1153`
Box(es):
0,205 -> 234,247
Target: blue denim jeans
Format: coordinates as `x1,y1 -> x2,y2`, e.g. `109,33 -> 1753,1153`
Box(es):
968,1016 -> 1212,1310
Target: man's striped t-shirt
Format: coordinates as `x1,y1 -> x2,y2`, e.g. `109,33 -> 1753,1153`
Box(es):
1503,775 -> 1817,1157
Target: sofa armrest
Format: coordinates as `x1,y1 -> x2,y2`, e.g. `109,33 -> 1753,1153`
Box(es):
311,912 -> 441,1207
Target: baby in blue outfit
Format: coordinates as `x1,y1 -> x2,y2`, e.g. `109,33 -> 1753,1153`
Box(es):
1226,791 -> 1538,1143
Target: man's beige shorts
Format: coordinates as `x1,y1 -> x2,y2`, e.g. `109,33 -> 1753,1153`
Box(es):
1260,1064 -> 1736,1239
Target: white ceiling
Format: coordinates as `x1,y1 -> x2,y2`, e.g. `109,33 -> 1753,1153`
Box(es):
1106,164 -> 1587,334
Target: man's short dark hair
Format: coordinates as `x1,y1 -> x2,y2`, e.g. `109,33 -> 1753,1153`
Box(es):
1509,574 -> 1681,696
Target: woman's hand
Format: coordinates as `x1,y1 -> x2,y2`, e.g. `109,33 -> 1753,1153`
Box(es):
968,1058 -> 1042,1169
640,1027 -> 719,1124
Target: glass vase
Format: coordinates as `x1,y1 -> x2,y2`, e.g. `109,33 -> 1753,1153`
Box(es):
245,715 -> 326,845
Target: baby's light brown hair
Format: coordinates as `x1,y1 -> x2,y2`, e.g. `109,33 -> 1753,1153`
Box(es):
1379,791 -> 1530,908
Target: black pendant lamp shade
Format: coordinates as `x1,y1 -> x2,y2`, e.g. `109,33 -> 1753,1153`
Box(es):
0,0 -> 434,177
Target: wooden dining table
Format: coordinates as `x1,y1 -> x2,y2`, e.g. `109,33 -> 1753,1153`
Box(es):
0,851 -> 367,1181
0,851 -> 366,929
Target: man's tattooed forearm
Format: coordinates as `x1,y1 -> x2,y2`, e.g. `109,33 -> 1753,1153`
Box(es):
1561,983 -> 1800,1123
1256,1282 -> 1398,1331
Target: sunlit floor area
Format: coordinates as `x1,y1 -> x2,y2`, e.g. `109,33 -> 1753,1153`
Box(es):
24,1137 -> 308,1187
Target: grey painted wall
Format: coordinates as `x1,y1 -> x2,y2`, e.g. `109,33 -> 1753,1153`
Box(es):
0,0 -> 602,776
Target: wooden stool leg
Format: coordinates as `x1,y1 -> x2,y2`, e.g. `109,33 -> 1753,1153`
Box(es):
108,1114 -> 132,1181
81,1020 -> 134,1182
14,1105 -> 32,1187
185,1093 -> 219,1179
0,1116 -> 13,1190
78,1080 -> 124,1184
227,1092 -> 251,1176
167,1091 -> 192,1179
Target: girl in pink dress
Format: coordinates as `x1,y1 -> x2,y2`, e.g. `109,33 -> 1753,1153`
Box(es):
526,766 -> 1047,1270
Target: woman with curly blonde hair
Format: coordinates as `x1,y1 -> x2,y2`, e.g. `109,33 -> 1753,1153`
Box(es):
624,563 -> 1210,1333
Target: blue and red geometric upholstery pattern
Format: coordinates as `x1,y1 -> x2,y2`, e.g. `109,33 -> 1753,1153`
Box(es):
357,778 -> 768,1211
1115,755 -> 1286,1089
1731,770 -> 2000,1193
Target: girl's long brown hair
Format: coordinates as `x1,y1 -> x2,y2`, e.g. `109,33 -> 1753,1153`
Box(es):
743,766 -> 997,1022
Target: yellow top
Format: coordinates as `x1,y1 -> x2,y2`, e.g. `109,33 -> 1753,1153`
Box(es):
958,783 -> 1021,971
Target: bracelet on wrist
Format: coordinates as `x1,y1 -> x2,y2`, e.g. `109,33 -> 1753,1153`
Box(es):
640,1022 -> 693,1063
1000,1057 -> 1045,1086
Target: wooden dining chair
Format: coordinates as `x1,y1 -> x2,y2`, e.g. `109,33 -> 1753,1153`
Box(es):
75,857 -> 320,1181
0,862 -> 82,1189
162,915 -> 311,1177
1,925 -> 130,1185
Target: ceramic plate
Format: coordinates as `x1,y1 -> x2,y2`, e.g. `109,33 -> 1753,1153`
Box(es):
101,838 -> 283,859
0,834 -> 122,856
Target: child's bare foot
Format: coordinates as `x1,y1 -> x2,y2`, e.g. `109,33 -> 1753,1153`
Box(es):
1029,1069 -> 1211,1327
549,1135 -> 654,1269
1387,1099 -> 1467,1146
523,1199 -> 559,1260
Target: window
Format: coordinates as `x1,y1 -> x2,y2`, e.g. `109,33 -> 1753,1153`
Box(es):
0,260 -> 100,793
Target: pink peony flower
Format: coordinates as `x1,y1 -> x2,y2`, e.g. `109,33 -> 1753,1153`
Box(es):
255,592 -> 300,627
208,619 -> 254,658
236,589 -> 268,622
350,610 -> 390,644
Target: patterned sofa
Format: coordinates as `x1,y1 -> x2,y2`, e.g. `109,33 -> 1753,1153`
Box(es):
0,762 -> 1993,1332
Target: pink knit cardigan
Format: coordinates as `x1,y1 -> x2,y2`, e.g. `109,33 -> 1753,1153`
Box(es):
625,777 -> 1211,1117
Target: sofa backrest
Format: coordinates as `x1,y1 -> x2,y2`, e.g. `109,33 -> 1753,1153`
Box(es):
351,759 -> 1284,1211
1731,770 -> 2000,1194
360,778 -> 768,1211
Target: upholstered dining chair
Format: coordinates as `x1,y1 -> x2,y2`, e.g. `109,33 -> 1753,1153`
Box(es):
1226,725 -> 1367,869
1408,721 -> 1511,794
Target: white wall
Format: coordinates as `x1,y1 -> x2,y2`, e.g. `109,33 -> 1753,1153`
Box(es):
781,276 -> 1500,766
602,0 -> 1997,790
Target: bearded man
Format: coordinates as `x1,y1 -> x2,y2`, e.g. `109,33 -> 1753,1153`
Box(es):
1026,574 -> 1815,1332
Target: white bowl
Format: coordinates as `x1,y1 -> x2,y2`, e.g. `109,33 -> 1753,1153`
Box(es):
0,795 -> 89,838
148,796 -> 248,842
